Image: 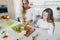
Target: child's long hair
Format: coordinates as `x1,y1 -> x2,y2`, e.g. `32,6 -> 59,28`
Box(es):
41,8 -> 55,26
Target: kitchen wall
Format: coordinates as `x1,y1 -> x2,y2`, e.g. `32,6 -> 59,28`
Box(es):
0,0 -> 15,19
29,0 -> 60,18
14,0 -> 60,20
0,0 -> 7,5
29,0 -> 60,5
0,0 -> 60,20
7,0 -> 15,19
0,0 -> 22,20
13,0 -> 22,20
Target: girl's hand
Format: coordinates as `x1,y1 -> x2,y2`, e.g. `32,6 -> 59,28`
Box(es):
40,27 -> 49,30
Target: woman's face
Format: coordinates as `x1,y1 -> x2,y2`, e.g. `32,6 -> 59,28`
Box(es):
43,11 -> 49,20
22,0 -> 29,9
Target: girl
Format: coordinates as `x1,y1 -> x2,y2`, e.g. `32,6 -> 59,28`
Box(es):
36,8 -> 55,35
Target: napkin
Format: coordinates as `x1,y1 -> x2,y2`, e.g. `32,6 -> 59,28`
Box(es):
3,22 -> 13,26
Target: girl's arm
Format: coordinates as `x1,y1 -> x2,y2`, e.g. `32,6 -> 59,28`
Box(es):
48,23 -> 55,35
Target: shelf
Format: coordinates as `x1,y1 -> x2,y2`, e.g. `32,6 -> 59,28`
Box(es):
44,1 -> 60,6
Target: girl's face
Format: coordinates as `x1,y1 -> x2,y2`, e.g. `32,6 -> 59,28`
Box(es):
22,0 -> 29,9
43,11 -> 49,20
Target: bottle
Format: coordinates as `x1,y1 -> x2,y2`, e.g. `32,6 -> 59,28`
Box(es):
17,17 -> 20,22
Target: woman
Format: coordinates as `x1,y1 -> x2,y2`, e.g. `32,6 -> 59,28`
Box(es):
36,8 -> 55,35
21,0 -> 36,24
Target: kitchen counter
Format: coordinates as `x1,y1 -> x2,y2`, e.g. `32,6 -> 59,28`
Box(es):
0,19 -> 35,40
0,19 -> 60,40
0,19 -> 21,40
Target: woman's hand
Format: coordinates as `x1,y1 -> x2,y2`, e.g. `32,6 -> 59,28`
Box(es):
26,20 -> 33,24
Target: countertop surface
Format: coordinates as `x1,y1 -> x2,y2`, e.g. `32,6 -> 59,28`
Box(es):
0,19 -> 60,40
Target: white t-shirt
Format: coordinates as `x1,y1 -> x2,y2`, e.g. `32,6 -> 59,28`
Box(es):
25,7 -> 38,22
36,19 -> 54,35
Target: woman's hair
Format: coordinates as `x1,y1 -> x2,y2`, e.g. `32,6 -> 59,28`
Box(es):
22,0 -> 29,14
21,0 -> 29,22
41,8 -> 55,26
